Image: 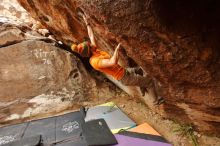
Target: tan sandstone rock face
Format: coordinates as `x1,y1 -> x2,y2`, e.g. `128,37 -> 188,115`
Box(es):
0,23 -> 96,122
17,0 -> 220,134
0,0 -> 35,25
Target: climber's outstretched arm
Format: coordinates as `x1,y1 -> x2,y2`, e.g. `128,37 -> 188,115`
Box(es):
83,15 -> 96,46
97,43 -> 121,68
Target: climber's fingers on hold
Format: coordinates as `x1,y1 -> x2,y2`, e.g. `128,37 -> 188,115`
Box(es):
115,43 -> 121,51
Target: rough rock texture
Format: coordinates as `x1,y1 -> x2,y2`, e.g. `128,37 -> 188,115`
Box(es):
0,0 -> 36,25
0,23 -> 96,122
17,0 -> 220,134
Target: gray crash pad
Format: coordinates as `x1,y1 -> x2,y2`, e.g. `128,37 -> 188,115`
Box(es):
0,111 -> 84,146
55,112 -> 84,143
23,117 -> 56,144
0,123 -> 28,145
2,135 -> 42,146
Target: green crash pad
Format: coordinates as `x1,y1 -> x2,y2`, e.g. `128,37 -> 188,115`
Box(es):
85,102 -> 136,133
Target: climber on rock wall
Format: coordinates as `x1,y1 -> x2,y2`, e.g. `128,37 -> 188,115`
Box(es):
70,13 -> 162,104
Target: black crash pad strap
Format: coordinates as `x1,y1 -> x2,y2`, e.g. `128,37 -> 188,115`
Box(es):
82,119 -> 118,146
118,131 -> 169,143
80,106 -> 87,119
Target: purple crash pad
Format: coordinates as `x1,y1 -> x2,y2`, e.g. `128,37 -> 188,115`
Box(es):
112,135 -> 172,146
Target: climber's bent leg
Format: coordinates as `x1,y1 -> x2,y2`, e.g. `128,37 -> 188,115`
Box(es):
120,70 -> 153,88
120,70 -> 161,104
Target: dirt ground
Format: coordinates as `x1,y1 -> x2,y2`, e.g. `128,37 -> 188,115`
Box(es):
0,72 -> 220,146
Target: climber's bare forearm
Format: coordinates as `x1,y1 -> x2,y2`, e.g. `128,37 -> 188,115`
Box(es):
97,58 -> 117,68
83,14 -> 96,46
86,24 -> 96,46
112,43 -> 121,62
98,43 -> 121,68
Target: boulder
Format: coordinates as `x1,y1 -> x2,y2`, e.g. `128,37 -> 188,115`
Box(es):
0,0 -> 36,25
17,0 -> 220,134
0,23 -> 96,122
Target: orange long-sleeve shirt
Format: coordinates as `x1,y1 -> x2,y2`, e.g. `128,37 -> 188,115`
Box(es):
90,49 -> 125,80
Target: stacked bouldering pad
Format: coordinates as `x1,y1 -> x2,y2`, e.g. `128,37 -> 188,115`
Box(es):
0,102 -> 172,146
85,102 -> 136,133
114,123 -> 171,146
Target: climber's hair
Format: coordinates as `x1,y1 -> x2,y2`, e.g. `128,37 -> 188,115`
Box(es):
71,43 -> 78,52
71,41 -> 92,58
